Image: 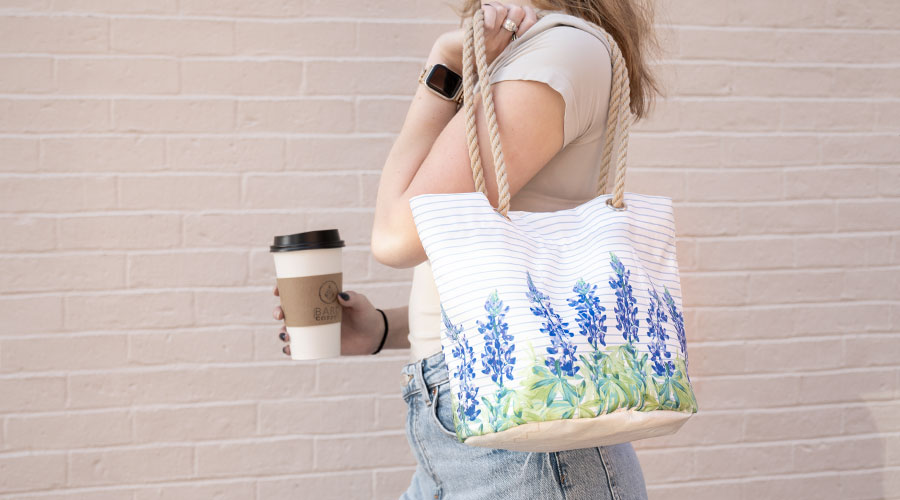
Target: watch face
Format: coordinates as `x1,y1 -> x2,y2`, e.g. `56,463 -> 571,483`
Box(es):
427,64 -> 463,99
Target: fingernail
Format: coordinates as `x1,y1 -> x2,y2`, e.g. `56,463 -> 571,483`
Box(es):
279,332 -> 286,341
339,292 -> 349,301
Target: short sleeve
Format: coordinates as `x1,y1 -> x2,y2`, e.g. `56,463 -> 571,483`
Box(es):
486,26 -> 612,148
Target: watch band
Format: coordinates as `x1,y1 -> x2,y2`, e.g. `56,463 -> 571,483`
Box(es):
418,64 -> 464,105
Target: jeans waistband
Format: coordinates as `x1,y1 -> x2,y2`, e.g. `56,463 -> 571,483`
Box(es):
401,350 -> 449,401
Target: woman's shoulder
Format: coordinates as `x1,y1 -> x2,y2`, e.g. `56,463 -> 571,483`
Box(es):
526,10 -> 612,55
493,12 -> 611,80
483,10 -> 615,146
536,24 -> 611,61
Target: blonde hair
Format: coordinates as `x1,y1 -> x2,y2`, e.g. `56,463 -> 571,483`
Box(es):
447,0 -> 664,120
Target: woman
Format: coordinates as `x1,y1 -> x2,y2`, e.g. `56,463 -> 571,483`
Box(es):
275,0 -> 663,497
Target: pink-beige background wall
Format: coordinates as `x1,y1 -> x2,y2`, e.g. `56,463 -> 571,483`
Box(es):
0,0 -> 898,498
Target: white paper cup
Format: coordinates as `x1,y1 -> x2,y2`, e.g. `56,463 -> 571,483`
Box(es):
270,229 -> 345,360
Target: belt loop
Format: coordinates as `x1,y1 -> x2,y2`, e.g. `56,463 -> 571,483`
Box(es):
414,358 -> 433,406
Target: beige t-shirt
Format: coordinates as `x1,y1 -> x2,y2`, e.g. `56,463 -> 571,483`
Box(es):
406,11 -> 614,362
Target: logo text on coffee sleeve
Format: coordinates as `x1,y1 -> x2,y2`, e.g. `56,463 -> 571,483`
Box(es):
276,273 -> 343,328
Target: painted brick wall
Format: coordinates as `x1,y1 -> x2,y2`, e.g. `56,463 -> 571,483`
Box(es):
0,0 -> 898,498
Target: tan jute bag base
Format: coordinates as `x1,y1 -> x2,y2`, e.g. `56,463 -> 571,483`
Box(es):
463,409 -> 692,452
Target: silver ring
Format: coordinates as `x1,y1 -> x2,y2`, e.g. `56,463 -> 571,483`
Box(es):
502,18 -> 519,34
605,197 -> 627,211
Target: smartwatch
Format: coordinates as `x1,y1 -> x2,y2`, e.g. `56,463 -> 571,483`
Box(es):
418,63 -> 464,105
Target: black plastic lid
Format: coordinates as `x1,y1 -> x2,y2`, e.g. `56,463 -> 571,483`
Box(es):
270,229 -> 345,252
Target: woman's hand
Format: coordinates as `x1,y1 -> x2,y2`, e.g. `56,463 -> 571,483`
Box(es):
434,2 -> 538,74
274,285 -> 385,357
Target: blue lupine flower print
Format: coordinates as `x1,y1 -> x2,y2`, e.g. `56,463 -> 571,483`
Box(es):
646,287 -> 674,378
662,286 -> 689,378
441,303 -> 480,422
525,271 -> 579,377
608,252 -> 640,344
477,290 -> 515,387
567,278 -> 608,351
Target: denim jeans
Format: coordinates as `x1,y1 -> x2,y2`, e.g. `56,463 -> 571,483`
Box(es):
399,350 -> 649,500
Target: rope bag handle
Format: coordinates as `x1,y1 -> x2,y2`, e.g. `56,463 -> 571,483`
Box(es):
461,8 -> 634,219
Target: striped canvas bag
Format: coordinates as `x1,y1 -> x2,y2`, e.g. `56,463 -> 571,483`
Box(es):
408,9 -> 699,452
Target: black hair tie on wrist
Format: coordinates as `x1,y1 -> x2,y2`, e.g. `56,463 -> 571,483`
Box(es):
372,308 -> 389,355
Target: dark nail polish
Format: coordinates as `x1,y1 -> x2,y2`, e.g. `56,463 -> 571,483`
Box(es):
279,332 -> 286,341
339,292 -> 349,300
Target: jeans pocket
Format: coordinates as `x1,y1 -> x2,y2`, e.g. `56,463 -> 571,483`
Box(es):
429,380 -> 459,438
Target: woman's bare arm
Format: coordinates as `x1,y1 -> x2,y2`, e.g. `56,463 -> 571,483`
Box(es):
371,75 -> 564,270
370,5 -> 550,270
369,42 -> 462,269
381,305 -> 411,350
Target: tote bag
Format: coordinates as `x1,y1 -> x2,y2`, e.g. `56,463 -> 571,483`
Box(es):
408,8 -> 699,453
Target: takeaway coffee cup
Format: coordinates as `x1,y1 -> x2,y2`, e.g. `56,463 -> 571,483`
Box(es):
270,229 -> 345,360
